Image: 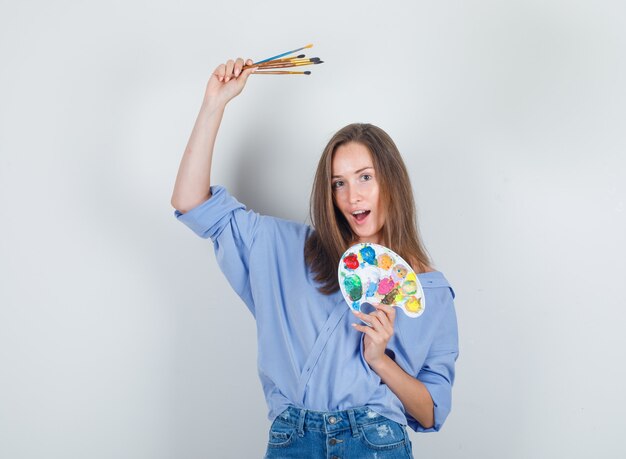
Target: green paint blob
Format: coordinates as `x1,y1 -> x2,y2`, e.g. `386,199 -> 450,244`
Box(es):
344,275 -> 363,301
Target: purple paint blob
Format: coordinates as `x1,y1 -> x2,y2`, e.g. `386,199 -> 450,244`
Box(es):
391,264 -> 408,282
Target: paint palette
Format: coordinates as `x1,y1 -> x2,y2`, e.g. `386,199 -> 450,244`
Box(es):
338,243 -> 426,322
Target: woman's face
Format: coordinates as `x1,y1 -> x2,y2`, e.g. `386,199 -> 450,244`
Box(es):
331,142 -> 386,245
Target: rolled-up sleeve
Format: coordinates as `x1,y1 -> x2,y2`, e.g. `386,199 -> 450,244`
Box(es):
173,185 -> 261,314
409,287 -> 459,432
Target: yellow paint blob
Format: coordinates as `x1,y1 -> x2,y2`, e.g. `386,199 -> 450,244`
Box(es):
405,296 -> 422,313
378,253 -> 393,270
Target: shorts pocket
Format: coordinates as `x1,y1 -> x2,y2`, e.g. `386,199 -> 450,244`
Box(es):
267,418 -> 297,448
360,419 -> 407,451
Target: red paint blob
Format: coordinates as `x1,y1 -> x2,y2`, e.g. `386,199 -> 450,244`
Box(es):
343,253 -> 359,270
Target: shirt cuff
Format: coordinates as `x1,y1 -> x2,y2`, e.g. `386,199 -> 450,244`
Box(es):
408,353 -> 456,432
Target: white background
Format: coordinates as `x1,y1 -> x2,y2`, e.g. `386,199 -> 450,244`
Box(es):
1,1 -> 625,458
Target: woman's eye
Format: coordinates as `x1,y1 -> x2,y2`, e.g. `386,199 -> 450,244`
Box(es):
332,181 -> 344,189
361,174 -> 372,181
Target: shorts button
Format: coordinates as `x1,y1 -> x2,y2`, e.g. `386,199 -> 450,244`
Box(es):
329,438 -> 338,445
328,416 -> 337,424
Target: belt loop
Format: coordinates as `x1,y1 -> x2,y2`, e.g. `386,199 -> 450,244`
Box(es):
347,409 -> 359,437
297,409 -> 306,437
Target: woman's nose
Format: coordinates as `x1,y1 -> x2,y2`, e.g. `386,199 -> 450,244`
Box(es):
349,185 -> 362,204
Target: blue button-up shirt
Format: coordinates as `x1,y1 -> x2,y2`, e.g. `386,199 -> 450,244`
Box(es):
174,186 -> 459,432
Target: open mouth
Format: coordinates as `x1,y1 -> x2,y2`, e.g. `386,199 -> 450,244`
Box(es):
351,210 -> 371,223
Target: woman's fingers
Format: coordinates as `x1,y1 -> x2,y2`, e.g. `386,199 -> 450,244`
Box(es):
233,58 -> 244,77
224,59 -> 235,82
372,310 -> 391,332
352,322 -> 378,341
214,58 -> 254,82
378,303 -> 396,319
206,57 -> 256,104
352,305 -> 395,338
373,304 -> 395,335
239,65 -> 258,83
214,63 -> 226,82
352,310 -> 384,334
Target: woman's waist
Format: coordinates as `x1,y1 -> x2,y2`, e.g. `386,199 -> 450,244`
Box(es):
273,405 -> 405,433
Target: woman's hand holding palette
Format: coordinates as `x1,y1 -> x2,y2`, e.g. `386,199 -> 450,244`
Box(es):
338,243 -> 426,324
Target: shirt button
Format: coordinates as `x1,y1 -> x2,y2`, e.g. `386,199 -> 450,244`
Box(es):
328,416 -> 337,424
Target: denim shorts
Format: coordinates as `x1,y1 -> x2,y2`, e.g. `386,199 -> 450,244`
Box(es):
263,405 -> 414,458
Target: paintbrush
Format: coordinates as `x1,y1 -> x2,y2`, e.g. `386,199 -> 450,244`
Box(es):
254,71 -> 312,75
258,56 -> 319,64
253,44 -> 313,65
266,54 -> 307,62
244,58 -> 320,70
251,61 -> 323,70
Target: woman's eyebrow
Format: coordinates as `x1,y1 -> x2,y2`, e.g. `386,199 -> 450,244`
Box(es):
332,166 -> 374,179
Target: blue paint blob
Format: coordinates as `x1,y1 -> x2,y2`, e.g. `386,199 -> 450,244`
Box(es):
366,281 -> 378,297
360,246 -> 377,265
352,301 -> 361,311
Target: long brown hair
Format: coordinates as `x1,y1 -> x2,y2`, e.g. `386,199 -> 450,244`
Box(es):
304,123 -> 432,295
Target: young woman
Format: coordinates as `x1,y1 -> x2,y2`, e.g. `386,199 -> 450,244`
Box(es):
171,57 -> 459,459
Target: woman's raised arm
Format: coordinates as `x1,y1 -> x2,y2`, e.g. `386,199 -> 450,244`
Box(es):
171,57 -> 256,213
